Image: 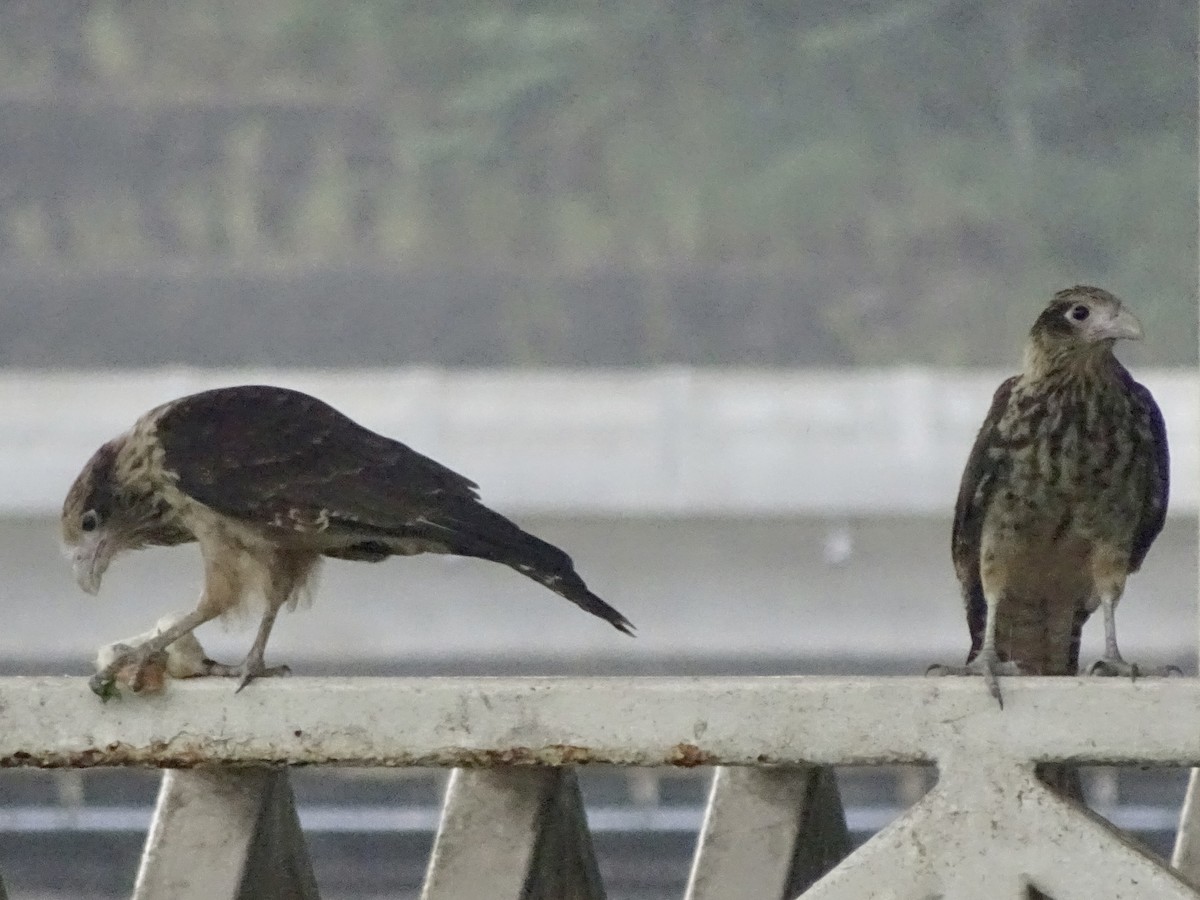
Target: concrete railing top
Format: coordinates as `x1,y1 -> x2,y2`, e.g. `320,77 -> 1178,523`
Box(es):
2,675 -> 1199,769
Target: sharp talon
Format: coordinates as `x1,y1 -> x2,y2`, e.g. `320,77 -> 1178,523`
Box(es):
985,671 -> 1004,709
926,650 -> 1020,708
229,661 -> 290,693
1089,657 -> 1179,679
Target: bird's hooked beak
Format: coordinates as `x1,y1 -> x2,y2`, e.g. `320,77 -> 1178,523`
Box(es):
1094,306 -> 1144,342
69,532 -> 112,595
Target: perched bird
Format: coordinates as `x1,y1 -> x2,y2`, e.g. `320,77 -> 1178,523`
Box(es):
932,286 -> 1170,707
63,385 -> 633,697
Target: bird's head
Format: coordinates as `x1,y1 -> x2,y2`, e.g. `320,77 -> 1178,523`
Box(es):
1032,286 -> 1143,346
1027,286 -> 1143,371
61,440 -> 133,595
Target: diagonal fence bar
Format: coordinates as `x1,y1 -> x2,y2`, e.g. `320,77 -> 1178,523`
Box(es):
422,767 -> 604,900
685,766 -> 851,899
1176,769 -> 1200,882
800,759 -> 1200,900
132,768 -> 320,900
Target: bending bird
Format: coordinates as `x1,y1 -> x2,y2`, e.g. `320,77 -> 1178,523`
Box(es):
931,286 -> 1170,707
62,385 -> 634,696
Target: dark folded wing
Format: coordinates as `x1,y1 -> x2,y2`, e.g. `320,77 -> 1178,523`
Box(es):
951,375 -> 1017,657
153,385 -> 479,536
1124,374 -> 1169,572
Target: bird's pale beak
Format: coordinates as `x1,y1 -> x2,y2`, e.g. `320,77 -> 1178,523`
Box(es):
1100,307 -> 1144,342
70,534 -> 111,595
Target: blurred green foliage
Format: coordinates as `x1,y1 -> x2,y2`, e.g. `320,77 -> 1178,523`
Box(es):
0,0 -> 1194,365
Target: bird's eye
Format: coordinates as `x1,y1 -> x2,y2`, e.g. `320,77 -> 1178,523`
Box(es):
1070,305 -> 1090,321
80,510 -> 100,532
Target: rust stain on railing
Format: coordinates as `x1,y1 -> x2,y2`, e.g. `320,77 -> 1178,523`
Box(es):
0,741 -> 728,770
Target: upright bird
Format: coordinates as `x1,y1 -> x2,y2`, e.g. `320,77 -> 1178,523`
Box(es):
932,286 -> 1170,706
62,385 -> 633,697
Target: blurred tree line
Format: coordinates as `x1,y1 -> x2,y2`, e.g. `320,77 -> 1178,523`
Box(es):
0,0 -> 1195,367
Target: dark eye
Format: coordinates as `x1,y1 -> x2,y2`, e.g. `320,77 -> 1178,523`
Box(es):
1070,305 -> 1090,321
80,510 -> 100,532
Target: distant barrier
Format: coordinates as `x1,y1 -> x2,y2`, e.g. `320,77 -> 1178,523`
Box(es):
0,367 -> 1196,516
1,676 -> 1198,899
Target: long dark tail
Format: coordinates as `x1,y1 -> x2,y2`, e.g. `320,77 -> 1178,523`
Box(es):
429,499 -> 634,635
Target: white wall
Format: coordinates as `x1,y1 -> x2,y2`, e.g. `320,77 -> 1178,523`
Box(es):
2,366 -> 1195,516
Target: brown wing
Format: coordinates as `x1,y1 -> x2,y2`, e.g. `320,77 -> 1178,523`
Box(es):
1121,370 -> 1169,572
153,385 -> 481,539
154,384 -> 634,634
951,375 -> 1018,658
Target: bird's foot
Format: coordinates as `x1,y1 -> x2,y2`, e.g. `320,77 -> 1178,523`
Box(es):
927,649 -> 1023,708
205,656 -> 291,693
89,643 -> 171,700
1087,655 -> 1182,679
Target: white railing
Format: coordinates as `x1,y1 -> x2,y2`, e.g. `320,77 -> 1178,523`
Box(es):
1,676 -> 1199,899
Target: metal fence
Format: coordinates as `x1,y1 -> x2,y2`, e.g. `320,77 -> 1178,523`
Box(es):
1,676 -> 1199,899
